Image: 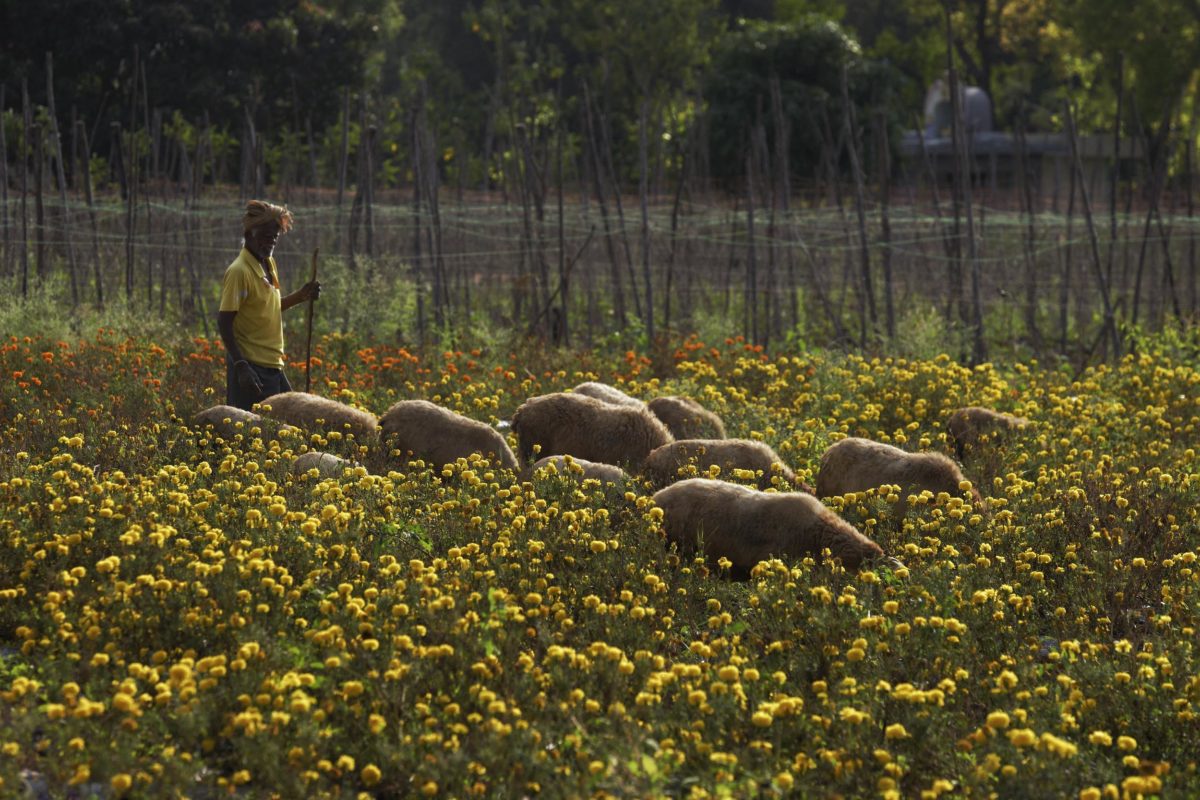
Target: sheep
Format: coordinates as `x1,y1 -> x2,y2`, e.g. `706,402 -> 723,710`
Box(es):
647,396 -> 727,440
643,438 -> 811,492
256,392 -> 379,442
652,478 -> 883,576
292,451 -> 351,478
511,392 -> 674,469
947,406 -> 1028,460
379,399 -> 518,470
529,455 -> 629,485
192,405 -> 265,440
815,437 -> 983,514
572,381 -> 646,408
192,405 -> 298,443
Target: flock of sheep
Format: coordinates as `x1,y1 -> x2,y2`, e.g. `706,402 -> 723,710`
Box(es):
192,384 -> 1028,576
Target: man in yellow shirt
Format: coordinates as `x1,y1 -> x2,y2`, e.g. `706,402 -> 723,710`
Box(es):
218,200 -> 321,410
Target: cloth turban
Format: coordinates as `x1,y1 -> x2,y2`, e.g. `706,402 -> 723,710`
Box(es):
243,200 -> 294,234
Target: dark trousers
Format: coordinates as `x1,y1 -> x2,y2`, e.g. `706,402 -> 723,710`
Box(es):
226,357 -> 292,411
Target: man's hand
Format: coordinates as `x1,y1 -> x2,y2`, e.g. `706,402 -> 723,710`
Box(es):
235,361 -> 263,398
300,280 -> 321,301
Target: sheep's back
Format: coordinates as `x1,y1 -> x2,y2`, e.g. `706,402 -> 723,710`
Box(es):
257,392 -> 378,440
381,399 -> 517,469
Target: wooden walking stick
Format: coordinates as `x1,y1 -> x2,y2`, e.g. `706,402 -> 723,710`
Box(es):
304,246 -> 319,393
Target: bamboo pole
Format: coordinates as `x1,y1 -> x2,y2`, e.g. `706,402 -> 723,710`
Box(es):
1064,99 -> 1121,358
76,119 -> 103,307
305,247 -> 319,393
0,84 -> 9,279
841,65 -> 876,348
21,79 -> 31,296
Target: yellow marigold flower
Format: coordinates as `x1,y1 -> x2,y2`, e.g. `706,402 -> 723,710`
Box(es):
1040,733 -> 1077,758
421,781 -> 438,796
839,707 -> 868,724
1078,788 -> 1102,800
885,723 -> 909,740
1116,735 -> 1137,751
1007,728 -> 1037,747
368,713 -> 387,734
361,764 -> 381,786
751,711 -> 773,728
336,755 -> 355,772
1088,730 -> 1112,747
110,774 -> 133,793
590,540 -> 607,553
986,711 -> 1010,730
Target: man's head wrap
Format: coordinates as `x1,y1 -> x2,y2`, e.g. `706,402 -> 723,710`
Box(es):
243,200 -> 293,234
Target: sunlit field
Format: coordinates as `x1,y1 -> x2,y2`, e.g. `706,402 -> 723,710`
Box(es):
2,330 -> 1199,799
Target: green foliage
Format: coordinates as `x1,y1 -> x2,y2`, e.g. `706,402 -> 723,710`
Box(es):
0,275 -> 191,345
703,16 -> 901,185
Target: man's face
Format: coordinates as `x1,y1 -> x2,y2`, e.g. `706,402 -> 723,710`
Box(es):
246,221 -> 282,258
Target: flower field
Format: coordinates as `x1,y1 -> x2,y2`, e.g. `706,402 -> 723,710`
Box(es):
1,330 -> 1199,799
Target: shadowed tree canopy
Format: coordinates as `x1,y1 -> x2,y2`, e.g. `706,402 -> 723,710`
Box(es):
0,0 -> 391,133
703,16 -> 899,185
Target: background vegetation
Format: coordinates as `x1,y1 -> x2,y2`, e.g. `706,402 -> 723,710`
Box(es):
1,0 -> 1198,365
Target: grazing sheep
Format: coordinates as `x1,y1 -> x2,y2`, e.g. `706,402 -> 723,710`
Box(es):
653,478 -> 883,575
529,455 -> 629,485
816,437 -> 983,511
380,399 -> 518,470
947,406 -> 1028,459
256,392 -> 378,441
192,404 -> 299,443
643,439 -> 811,492
192,405 -> 265,440
511,392 -> 673,469
572,381 -> 646,408
292,451 -> 351,478
647,396 -> 727,440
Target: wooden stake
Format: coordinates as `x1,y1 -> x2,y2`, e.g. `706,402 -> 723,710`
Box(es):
305,247 -> 319,393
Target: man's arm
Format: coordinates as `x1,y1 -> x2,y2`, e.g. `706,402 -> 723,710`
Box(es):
282,281 -> 321,311
218,310 -> 264,397
217,311 -> 246,363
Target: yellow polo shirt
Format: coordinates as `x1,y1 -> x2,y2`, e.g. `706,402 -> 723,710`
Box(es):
219,248 -> 285,368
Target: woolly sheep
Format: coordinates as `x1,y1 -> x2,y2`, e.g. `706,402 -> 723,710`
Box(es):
511,392 -> 673,469
572,381 -> 646,408
653,478 -> 883,575
816,437 -> 983,511
529,455 -> 629,485
256,392 -> 379,442
647,396 -> 727,440
192,405 -> 298,442
643,438 -> 811,491
380,399 -> 518,470
947,406 -> 1028,459
292,451 -> 351,478
192,405 -> 264,440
